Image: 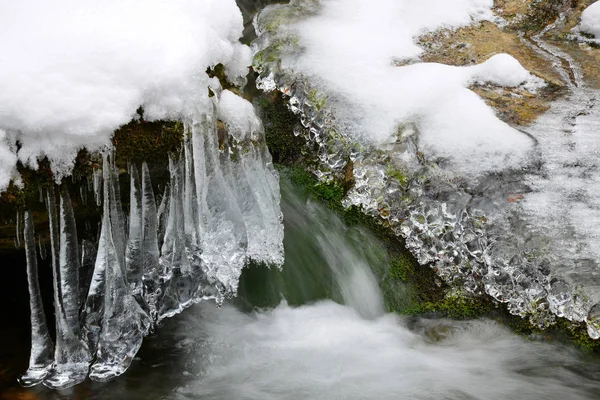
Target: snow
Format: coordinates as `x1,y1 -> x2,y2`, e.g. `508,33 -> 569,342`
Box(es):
279,0 -> 538,176
218,90 -> 263,141
581,1 -> 600,38
0,129 -> 17,190
0,0 -> 250,190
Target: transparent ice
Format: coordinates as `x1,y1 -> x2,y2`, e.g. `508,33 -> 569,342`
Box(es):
20,90 -> 284,387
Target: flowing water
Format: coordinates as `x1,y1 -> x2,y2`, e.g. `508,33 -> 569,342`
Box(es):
5,176 -> 600,399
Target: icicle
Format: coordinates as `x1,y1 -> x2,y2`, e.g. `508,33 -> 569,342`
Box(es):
236,136 -> 284,266
15,210 -> 21,248
140,162 -> 160,321
79,185 -> 87,206
43,186 -> 91,389
79,239 -> 97,310
125,163 -> 143,295
191,115 -> 248,297
38,235 -> 47,261
58,187 -> 82,331
157,155 -> 196,321
183,134 -> 201,252
93,168 -> 103,206
156,184 -> 169,251
88,152 -> 151,382
38,186 -> 44,203
81,243 -> 106,359
106,153 -> 127,275
19,211 -> 54,387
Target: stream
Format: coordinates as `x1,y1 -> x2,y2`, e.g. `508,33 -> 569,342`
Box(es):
5,176 -> 600,399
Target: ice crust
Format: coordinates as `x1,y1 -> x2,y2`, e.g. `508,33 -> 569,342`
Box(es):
0,0 -> 250,188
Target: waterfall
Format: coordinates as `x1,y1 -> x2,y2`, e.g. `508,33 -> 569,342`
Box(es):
19,90 -> 284,388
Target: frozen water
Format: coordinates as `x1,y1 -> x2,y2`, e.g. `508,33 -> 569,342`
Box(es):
19,86 -> 283,387
19,211 -> 54,387
43,187 -> 91,389
89,154 -> 152,382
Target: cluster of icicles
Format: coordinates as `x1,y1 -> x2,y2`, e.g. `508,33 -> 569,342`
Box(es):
252,13 -> 600,338
18,108 -> 284,389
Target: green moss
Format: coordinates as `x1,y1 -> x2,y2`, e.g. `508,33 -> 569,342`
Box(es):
306,88 -> 327,111
501,312 -> 600,353
259,91 -> 310,165
206,63 -> 240,95
510,0 -> 564,34
389,253 -> 416,282
253,36 -> 299,70
385,166 -> 409,186
112,118 -> 184,166
404,293 -> 494,319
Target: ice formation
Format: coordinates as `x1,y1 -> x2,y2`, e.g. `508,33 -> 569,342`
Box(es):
19,91 -> 283,387
252,0 -> 600,336
18,212 -> 53,387
11,0 -> 284,388
580,1 -> 600,38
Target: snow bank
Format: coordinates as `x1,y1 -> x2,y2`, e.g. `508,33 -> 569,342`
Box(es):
581,1 -> 600,38
0,0 -> 250,189
280,0 -> 537,176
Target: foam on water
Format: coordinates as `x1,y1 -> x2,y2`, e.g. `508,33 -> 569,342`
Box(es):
169,301 -> 600,400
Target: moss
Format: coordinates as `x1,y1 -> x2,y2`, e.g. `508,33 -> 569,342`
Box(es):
306,88 -> 327,111
385,167 -> 409,187
259,91 -> 310,165
500,311 -> 600,353
0,158 -> 54,216
388,253 -> 416,283
253,36 -> 299,70
404,293 -> 495,319
507,0 -> 566,34
286,166 -> 343,209
206,63 -> 240,95
112,118 -> 184,166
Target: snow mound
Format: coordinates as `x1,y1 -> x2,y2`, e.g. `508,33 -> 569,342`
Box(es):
0,0 -> 250,189
581,2 -> 600,38
470,54 -> 533,87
